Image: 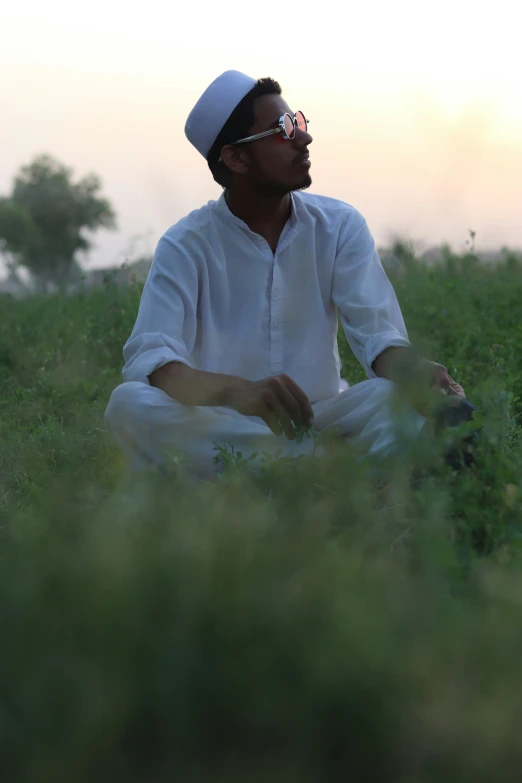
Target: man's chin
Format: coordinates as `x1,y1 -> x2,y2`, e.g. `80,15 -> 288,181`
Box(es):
291,173 -> 312,192
259,173 -> 312,196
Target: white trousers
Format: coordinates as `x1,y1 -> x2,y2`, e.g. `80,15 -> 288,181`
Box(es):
104,378 -> 425,478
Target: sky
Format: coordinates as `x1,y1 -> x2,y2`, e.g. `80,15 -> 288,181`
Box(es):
1,0 -> 521,275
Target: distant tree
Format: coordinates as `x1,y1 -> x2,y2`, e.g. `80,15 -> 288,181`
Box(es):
0,154 -> 116,291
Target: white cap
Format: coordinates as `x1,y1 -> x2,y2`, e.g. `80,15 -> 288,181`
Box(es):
185,70 -> 257,159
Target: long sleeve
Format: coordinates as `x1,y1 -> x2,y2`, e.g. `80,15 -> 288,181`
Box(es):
122,234 -> 199,384
332,211 -> 411,379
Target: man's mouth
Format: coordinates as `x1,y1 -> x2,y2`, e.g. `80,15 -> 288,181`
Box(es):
294,153 -> 311,167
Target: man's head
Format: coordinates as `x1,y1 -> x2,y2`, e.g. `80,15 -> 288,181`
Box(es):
186,72 -> 313,196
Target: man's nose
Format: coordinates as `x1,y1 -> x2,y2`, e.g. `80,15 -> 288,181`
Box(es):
295,127 -> 313,146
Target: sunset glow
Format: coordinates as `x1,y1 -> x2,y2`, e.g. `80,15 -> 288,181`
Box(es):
2,0 -> 521,271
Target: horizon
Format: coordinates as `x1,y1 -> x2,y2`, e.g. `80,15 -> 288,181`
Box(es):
2,1 -> 521,277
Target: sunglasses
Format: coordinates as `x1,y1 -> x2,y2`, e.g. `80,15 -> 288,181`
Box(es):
218,110 -> 309,162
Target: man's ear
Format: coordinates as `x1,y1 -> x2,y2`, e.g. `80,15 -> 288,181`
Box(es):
219,145 -> 249,176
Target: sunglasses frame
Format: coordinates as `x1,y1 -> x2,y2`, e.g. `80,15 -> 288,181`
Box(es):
217,111 -> 308,162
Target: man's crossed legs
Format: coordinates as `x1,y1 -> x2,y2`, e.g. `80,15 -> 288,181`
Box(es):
105,377 -> 426,479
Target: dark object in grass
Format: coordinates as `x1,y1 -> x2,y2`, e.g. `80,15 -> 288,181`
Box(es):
434,396 -> 480,470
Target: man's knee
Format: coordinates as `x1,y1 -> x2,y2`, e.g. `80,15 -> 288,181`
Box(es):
104,381 -> 150,434
367,376 -> 397,402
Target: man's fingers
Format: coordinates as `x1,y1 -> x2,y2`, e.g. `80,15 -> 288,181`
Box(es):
281,375 -> 314,425
276,385 -> 306,428
438,368 -> 465,398
433,367 -> 464,394
263,409 -> 283,436
417,361 -> 466,401
448,380 -> 465,398
434,371 -> 465,398
270,398 -> 296,439
433,366 -> 451,388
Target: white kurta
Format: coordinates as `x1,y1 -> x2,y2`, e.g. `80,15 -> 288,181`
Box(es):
105,190 -> 423,476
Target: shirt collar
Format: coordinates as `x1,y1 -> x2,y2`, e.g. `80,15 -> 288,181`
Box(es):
213,190 -> 301,236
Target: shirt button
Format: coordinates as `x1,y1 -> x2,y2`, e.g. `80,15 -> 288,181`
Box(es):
273,288 -> 280,298
273,320 -> 279,329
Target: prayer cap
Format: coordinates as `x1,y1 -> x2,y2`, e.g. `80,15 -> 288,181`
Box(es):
185,70 -> 257,159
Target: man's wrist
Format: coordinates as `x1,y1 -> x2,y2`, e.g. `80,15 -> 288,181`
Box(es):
216,375 -> 250,408
372,346 -> 421,383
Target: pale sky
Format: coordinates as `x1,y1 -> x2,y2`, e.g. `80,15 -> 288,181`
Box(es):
1,0 -> 521,275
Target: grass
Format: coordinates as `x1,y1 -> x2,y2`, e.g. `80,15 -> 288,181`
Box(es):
1,247 -> 522,781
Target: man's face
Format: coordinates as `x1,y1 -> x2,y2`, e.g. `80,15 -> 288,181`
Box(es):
238,93 -> 313,194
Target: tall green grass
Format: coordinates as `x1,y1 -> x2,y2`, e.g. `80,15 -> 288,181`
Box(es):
1,250 -> 522,781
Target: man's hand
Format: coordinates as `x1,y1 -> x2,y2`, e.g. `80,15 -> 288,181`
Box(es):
373,348 -> 465,397
149,364 -> 314,439
428,361 -> 466,398
225,373 -> 315,440
372,347 -> 466,416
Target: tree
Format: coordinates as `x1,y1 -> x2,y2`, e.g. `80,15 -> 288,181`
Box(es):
0,154 -> 116,291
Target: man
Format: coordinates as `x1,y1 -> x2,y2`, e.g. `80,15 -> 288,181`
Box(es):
105,70 -> 465,477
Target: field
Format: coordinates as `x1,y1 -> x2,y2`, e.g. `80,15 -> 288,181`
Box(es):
2,247 -> 522,781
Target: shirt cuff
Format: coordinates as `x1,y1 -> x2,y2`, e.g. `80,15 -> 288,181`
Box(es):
122,346 -> 196,385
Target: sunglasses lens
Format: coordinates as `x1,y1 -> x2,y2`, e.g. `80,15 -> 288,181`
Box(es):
283,113 -> 295,139
296,110 -> 307,133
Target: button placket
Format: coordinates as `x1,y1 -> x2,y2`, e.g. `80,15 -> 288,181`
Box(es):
270,256 -> 284,373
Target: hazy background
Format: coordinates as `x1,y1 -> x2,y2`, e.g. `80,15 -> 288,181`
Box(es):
2,0 -> 521,274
